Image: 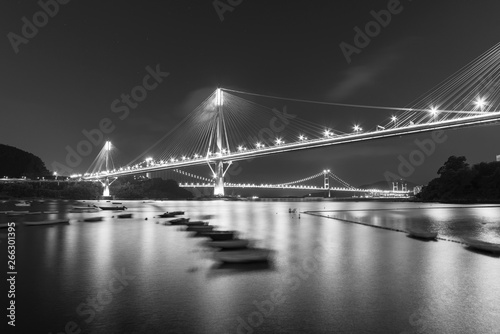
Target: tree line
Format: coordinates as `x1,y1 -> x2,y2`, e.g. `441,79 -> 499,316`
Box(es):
419,156 -> 500,203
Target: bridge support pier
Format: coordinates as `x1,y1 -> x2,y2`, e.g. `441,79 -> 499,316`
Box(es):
103,181 -> 110,197
214,160 -> 225,196
100,177 -> 117,198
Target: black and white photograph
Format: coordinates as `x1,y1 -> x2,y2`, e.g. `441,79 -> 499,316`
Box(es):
1,1 -> 500,333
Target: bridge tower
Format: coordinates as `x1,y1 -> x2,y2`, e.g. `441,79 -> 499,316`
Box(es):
99,141 -> 117,197
214,88 -> 226,196
323,169 -> 331,197
392,181 -> 398,192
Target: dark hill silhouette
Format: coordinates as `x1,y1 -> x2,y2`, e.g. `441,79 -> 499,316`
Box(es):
0,144 -> 50,178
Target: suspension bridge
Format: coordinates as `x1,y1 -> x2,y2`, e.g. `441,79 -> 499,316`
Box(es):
73,42 -> 500,197
177,169 -> 410,198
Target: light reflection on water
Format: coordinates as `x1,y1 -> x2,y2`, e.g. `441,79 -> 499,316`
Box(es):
1,199 -> 499,333
317,202 -> 500,243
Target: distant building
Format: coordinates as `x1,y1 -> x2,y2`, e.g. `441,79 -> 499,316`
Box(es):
497,155 -> 500,162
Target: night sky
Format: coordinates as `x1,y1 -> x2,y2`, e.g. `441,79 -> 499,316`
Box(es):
1,0 -> 500,187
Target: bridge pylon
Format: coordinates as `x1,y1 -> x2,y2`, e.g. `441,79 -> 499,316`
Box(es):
211,88 -> 231,196
323,169 -> 331,198
99,141 -> 117,197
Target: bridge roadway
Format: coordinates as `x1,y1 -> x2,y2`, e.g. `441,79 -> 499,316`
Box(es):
82,111 -> 500,180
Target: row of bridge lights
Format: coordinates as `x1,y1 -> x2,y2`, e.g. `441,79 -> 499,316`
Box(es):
180,182 -> 356,189
136,122 -> 370,167
124,109 -> 427,170
87,98 -> 489,176
389,97 -> 488,124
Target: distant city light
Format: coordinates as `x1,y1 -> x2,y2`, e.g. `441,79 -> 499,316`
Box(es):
323,129 -> 332,137
353,125 -> 362,132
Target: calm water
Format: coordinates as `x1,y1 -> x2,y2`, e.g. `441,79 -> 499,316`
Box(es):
1,200 -> 499,333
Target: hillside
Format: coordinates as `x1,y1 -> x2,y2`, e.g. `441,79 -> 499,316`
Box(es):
0,144 -> 50,178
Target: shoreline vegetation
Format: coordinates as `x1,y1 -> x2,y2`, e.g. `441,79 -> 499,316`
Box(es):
418,156 -> 500,204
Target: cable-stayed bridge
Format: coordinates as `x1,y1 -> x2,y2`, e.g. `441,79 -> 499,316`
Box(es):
76,42 -> 500,196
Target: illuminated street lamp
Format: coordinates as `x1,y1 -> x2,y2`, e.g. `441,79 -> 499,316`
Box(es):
353,124 -> 362,133
299,134 -> 307,141
391,115 -> 397,127
323,129 -> 332,137
429,106 -> 438,121
255,142 -> 263,149
474,97 -> 487,111
275,138 -> 283,145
